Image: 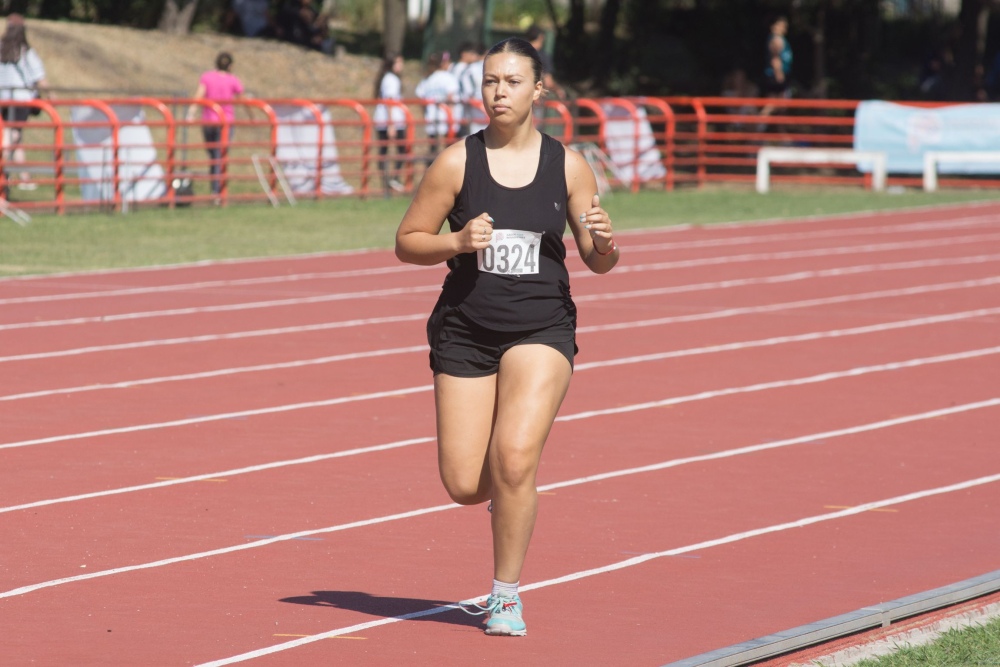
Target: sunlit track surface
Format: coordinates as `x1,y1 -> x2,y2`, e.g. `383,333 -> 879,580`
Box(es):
1,203 -> 998,666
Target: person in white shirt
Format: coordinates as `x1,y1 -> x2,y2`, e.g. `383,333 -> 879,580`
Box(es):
415,51 -> 460,162
0,14 -> 47,189
373,54 -> 407,192
451,42 -> 486,138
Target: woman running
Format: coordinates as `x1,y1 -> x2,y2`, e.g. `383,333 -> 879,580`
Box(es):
394,36 -> 620,636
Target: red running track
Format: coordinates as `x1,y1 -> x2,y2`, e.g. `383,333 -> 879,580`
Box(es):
1,202 -> 999,666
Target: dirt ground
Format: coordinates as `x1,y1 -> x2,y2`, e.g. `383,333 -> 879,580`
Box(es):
20,17 -> 418,101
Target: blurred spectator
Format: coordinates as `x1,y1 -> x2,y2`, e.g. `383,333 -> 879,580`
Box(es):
186,52 -> 245,195
762,15 -> 792,98
984,51 -> 1000,101
451,41 -> 486,137
278,0 -> 333,54
373,54 -> 407,192
721,67 -> 759,131
919,48 -> 953,100
525,24 -> 566,100
0,14 -> 47,189
415,51 -> 460,162
232,0 -> 272,37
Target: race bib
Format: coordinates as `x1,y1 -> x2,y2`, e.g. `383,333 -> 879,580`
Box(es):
477,229 -> 542,276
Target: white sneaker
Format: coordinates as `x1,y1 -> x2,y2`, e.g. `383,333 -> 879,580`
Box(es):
387,178 -> 405,193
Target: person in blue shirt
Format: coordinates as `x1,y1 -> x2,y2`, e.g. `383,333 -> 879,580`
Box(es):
763,15 -> 792,98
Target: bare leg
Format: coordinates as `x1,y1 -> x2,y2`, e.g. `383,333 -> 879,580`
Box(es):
434,372 -> 497,505
489,344 -> 572,583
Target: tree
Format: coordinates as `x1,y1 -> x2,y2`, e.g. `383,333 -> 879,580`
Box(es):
384,0 -> 407,58
159,0 -> 200,34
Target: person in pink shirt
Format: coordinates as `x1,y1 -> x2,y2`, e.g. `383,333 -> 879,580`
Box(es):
186,52 -> 245,194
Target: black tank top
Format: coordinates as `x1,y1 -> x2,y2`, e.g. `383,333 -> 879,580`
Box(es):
436,131 -> 575,331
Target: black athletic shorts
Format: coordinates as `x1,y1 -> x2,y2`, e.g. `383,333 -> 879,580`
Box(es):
427,307 -> 577,377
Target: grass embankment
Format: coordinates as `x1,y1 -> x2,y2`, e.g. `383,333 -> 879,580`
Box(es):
2,188 -> 999,276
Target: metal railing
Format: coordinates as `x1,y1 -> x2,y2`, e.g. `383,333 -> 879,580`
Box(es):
0,95 -> 992,215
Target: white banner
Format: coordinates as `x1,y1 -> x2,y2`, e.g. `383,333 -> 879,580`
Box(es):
273,105 -> 354,195
70,105 -> 167,203
854,101 -> 1000,174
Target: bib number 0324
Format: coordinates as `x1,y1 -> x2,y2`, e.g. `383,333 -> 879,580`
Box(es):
477,229 -> 542,276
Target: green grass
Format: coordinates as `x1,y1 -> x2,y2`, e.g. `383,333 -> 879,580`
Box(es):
2,187 -> 999,276
842,614 -> 1000,667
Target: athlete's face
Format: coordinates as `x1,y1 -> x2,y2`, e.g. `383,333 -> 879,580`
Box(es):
482,52 -> 542,123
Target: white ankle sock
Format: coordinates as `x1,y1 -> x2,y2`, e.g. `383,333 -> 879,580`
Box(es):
491,579 -> 519,597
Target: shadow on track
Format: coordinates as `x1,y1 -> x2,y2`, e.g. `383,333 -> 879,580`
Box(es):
279,590 -> 484,628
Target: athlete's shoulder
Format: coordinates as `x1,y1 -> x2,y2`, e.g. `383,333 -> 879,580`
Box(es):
562,141 -> 589,177
421,134 -> 470,194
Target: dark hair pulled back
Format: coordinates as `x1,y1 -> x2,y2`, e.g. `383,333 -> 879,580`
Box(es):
484,37 -> 543,87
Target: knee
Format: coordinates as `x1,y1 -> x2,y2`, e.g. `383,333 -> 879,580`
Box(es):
440,475 -> 489,506
492,448 -> 537,490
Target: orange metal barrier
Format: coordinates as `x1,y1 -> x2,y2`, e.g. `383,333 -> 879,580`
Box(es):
0,95 -> 993,215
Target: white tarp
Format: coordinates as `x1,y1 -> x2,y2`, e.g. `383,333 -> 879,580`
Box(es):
70,105 -> 166,203
601,104 -> 667,186
273,105 -> 354,196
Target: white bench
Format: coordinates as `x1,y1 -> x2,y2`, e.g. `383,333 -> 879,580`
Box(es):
756,147 -> 887,194
922,151 -> 1000,192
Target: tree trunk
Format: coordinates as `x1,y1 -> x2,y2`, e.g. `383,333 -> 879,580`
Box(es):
594,0 -> 621,87
383,0 -> 407,58
811,2 -> 828,97
158,0 -> 200,35
951,0 -> 990,99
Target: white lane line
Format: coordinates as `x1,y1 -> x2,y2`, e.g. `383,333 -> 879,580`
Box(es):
2,338 -> 997,455
3,249 -> 998,339
5,234 -> 1000,332
0,437 -> 437,515
577,276 -> 1000,329
0,215 -> 1000,305
581,250 -> 1000,280
575,306 -> 1000,371
0,284 -> 441,332
561,345 -> 1000,423
576,258 -> 1000,303
194,471 -> 1000,665
0,345 -> 428,402
3,382 -> 996,518
623,213 -> 1000,251
5,437 -> 997,617
0,264 -> 437,305
3,305 -> 997,404
0,313 -> 427,363
0,385 -> 433,451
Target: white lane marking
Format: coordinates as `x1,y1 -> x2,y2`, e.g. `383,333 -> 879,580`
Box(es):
0,437 -> 437,515
3,249 -> 998,341
0,264 -> 436,305
2,340 -> 997,455
576,259 -> 1000,303
577,276 -> 1000,329
3,384 -> 996,518
3,211 -> 996,299
2,305 -> 997,405
574,306 -> 1000,371
559,345 -> 1000,423
5,234 -> 1000,331
193,471 -> 1000,665
0,313 -> 427,363
0,385 -> 433,451
0,346 -> 427,402
579,250 -> 1000,280
621,212 -> 1000,250
0,284 -> 441,332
